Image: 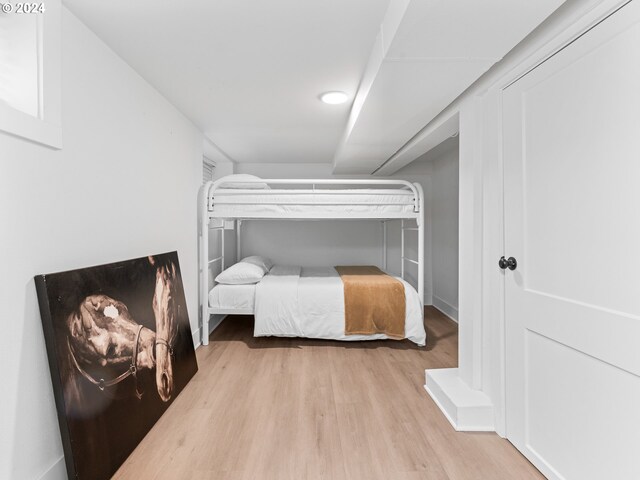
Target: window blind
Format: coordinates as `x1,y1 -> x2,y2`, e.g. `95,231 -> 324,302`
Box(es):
203,160 -> 215,184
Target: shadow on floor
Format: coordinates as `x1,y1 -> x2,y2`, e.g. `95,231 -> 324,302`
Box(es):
208,306 -> 458,353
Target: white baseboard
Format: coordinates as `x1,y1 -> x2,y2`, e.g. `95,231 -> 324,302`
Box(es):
432,295 -> 458,322
37,456 -> 66,480
424,368 -> 494,431
193,314 -> 227,349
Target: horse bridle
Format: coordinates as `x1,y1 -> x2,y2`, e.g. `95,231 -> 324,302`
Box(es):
155,335 -> 175,358
68,324 -> 147,400
154,301 -> 179,360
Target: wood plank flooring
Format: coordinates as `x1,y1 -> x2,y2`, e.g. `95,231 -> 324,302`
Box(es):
114,307 -> 542,480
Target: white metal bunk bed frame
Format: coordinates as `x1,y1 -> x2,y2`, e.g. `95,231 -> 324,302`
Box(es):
200,178 -> 425,346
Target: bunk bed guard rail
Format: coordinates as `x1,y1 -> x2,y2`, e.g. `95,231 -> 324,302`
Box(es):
204,178 -> 421,213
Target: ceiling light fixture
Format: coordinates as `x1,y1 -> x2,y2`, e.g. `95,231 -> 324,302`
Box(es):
320,91 -> 349,105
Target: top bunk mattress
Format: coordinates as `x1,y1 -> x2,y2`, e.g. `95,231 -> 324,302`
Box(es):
210,188 -> 417,218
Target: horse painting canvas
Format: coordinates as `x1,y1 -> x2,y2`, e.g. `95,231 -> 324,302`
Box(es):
35,252 -> 198,480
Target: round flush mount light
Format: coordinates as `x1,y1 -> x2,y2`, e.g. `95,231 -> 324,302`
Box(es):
320,91 -> 349,105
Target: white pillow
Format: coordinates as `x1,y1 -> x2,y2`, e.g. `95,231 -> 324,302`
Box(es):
215,262 -> 266,285
218,174 -> 270,189
240,255 -> 273,273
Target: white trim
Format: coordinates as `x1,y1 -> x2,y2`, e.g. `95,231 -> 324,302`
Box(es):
481,89 -> 507,437
0,0 -> 62,148
37,456 -> 65,480
374,111 -> 459,176
432,295 -> 458,323
424,368 -> 494,432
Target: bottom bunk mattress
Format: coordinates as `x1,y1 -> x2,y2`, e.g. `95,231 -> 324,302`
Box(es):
253,265 -> 426,346
209,283 -> 255,311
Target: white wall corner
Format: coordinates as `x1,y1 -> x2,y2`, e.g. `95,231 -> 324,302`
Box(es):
424,368 -> 494,432
432,295 -> 458,323
196,314 -> 226,349
203,136 -> 235,165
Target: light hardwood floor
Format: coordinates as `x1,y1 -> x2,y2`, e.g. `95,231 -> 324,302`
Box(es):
115,307 -> 543,480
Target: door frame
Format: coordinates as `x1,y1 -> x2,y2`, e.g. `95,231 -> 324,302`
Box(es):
477,0 -> 633,438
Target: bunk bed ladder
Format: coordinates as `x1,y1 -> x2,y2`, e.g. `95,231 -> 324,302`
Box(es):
401,215 -> 425,312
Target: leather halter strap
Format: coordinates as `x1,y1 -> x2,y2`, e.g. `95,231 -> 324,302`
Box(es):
155,336 -> 174,357
69,324 -> 147,399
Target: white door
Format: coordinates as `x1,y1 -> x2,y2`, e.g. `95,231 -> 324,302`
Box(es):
504,2 -> 640,479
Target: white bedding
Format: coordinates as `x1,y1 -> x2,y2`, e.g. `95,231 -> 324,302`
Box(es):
209,283 -> 255,311
254,266 -> 426,346
211,188 -> 416,217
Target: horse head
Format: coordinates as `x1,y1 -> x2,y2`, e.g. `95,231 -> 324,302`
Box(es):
66,295 -> 156,391
149,257 -> 180,402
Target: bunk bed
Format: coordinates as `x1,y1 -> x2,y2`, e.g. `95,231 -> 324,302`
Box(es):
199,175 -> 426,346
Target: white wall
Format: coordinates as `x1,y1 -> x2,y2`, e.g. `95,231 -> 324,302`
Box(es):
236,162 -> 332,178
390,137 -> 459,315
0,8 -> 203,480
241,220 -> 386,267
428,137 -> 459,320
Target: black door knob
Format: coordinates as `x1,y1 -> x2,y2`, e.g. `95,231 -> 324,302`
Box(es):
499,256 -> 517,271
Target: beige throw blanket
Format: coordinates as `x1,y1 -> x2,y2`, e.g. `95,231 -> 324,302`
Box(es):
335,266 -> 406,339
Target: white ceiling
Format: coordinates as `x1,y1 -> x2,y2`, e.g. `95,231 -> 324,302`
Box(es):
333,0 -> 565,174
63,0 -> 391,164
64,0 -> 564,172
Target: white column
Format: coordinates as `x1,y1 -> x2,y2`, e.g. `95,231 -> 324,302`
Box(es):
424,98 -> 494,433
